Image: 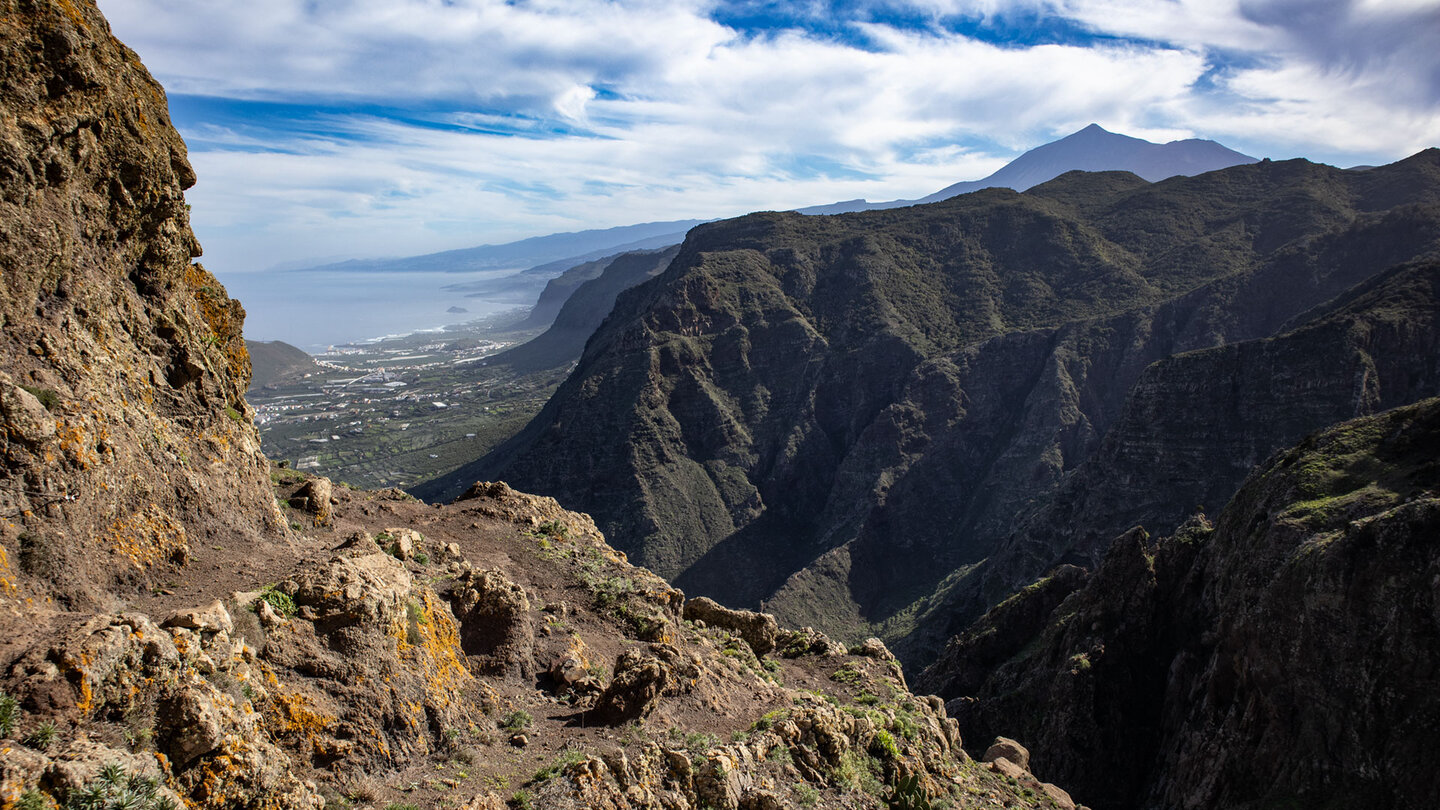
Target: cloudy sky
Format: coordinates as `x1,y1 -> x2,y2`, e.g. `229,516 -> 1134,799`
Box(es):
99,0 -> 1440,275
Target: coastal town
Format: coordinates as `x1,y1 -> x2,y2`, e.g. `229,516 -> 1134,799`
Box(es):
246,316 -> 564,490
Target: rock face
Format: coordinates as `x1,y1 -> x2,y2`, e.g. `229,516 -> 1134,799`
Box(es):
0,0 -> 280,609
918,398 -> 1440,810
431,149 -> 1440,659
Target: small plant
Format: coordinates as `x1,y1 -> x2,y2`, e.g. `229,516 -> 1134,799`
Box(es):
224,406 -> 244,423
64,764 -> 175,810
871,728 -> 901,760
510,790 -> 532,810
413,551 -> 430,566
381,804 -> 420,810
886,773 -> 932,810
0,691 -> 19,736
830,664 -> 864,684
499,710 -> 532,731
536,520 -> 568,539
25,720 -> 57,750
20,385 -> 59,411
256,586 -> 296,618
794,783 -> 820,807
532,750 -> 586,783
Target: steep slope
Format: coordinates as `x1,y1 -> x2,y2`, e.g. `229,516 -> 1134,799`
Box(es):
916,397 -> 1440,810
432,153 -> 1440,654
892,256 -> 1440,662
495,246 -> 680,371
0,0 -> 283,612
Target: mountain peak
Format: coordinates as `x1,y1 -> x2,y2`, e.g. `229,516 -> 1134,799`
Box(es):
913,124 -> 1257,203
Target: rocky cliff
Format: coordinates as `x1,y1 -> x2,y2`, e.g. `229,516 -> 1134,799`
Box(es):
0,0 -> 282,612
916,397 -> 1440,810
431,149 -> 1440,661
0,4 -> 1079,809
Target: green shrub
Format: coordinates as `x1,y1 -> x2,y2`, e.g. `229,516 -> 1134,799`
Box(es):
25,720 -> 57,750
20,385 -> 59,411
256,586 -> 296,618
499,710 -> 532,731
63,764 -> 176,810
0,691 -> 19,736
532,750 -> 585,783
871,728 -> 900,760
536,520 -> 568,539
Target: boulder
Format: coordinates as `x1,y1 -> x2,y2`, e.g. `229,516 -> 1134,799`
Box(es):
683,597 -> 779,656
289,477 -> 334,524
983,736 -> 1031,772
452,568 -> 534,677
589,649 -> 669,724
159,687 -> 225,766
162,599 -> 233,635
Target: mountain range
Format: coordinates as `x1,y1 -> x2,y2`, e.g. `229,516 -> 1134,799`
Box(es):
418,150 -> 1440,656
280,125 -> 1258,321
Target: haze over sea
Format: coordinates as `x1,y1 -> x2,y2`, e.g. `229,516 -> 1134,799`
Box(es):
221,269 -> 518,351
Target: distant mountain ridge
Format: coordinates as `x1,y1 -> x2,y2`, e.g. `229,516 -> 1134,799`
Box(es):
797,124 -> 1257,214
296,219 -> 705,275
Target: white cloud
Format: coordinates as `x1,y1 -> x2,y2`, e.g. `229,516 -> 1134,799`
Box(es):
96,0 -> 1440,275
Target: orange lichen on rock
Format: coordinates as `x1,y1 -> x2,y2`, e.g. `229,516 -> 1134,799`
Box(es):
183,263 -> 251,388
394,590 -> 473,712
267,687 -> 337,758
104,505 -> 188,570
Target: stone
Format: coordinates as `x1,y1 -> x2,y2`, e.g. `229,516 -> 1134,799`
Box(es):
381,527 -> 424,561
0,373 -> 56,445
983,737 -> 1030,772
451,568 -> 534,678
290,477 -> 334,524
683,596 -> 780,656
162,599 -> 233,635
589,650 -> 669,725
159,687 -> 225,766
1041,781 -> 1077,810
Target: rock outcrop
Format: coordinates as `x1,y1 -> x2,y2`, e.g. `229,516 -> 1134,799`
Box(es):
918,398 -> 1440,810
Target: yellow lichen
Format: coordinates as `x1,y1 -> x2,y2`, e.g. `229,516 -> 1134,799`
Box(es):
103,505 -> 188,570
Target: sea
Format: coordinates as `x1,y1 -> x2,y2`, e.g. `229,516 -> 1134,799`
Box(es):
217,268 -> 531,352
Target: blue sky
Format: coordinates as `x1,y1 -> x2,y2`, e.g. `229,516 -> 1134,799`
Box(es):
98,0 -> 1440,274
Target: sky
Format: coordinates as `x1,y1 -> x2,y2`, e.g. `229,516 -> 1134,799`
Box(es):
98,0 -> 1440,275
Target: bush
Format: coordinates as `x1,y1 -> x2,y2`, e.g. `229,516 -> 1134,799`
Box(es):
64,764 -> 177,810
20,385 -> 59,411
0,691 -> 19,736
25,719 -> 57,750
256,586 -> 296,618
499,710 -> 532,731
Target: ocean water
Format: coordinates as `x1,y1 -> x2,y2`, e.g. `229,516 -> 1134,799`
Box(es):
217,269 -> 530,351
